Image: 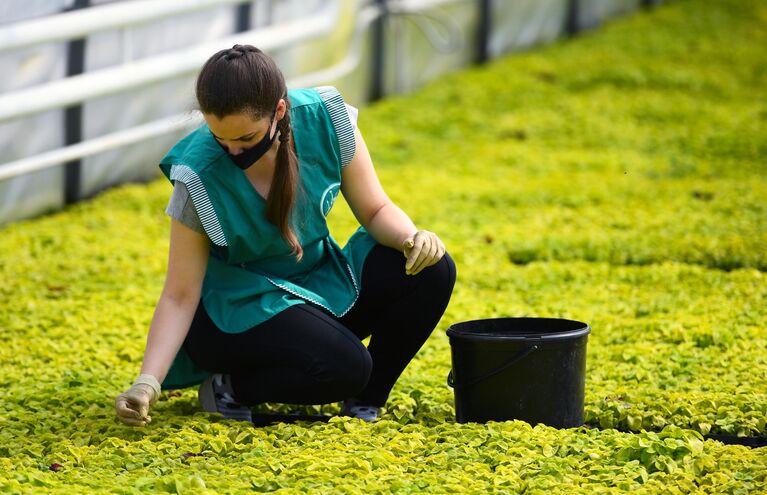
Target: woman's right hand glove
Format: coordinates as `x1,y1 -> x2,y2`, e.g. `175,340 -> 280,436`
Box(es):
115,374 -> 161,427
402,230 -> 446,276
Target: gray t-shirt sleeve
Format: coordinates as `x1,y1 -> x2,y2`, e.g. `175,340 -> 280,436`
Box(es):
344,103 -> 359,129
165,181 -> 207,235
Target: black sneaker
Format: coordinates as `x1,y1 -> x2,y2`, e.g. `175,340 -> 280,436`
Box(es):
198,373 -> 253,422
339,398 -> 380,422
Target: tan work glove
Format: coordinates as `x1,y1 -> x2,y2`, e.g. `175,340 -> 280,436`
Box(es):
402,230 -> 446,276
115,373 -> 161,427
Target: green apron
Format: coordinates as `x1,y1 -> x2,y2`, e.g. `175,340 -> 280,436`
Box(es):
157,86 -> 378,390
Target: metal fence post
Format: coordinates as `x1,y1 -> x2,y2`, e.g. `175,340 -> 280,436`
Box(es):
565,0 -> 580,36
476,0 -> 492,64
235,1 -> 252,33
369,0 -> 387,102
63,0 -> 90,204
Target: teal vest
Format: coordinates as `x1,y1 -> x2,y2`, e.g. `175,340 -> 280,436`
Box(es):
157,86 -> 378,389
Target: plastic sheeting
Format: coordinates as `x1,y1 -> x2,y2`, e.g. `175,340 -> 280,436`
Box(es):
575,0 -> 643,31
0,0 -> 72,26
0,2 -> 74,224
0,46 -> 67,224
385,0 -> 479,95
0,0 -> 649,226
489,0 -> 569,57
79,5 -> 238,198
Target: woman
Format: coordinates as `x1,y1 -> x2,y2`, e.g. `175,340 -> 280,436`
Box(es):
115,45 -> 456,426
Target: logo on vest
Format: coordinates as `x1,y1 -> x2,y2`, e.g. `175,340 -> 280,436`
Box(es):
320,182 -> 341,217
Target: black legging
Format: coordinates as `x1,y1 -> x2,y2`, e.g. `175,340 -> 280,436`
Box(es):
183,244 -> 457,407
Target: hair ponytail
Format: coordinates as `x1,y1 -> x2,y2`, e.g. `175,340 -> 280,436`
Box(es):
269,98 -> 303,261
196,45 -> 303,261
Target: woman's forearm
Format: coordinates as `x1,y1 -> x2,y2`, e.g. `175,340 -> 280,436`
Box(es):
364,201 -> 418,251
139,294 -> 199,385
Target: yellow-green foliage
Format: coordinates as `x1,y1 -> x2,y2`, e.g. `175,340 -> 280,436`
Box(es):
1,0 -> 766,492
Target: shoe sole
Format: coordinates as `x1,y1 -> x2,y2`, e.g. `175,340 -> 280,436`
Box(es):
198,375 -> 253,422
198,375 -> 217,413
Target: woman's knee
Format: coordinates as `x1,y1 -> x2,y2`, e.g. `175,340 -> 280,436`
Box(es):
419,250 -> 457,295
439,251 -> 457,285
309,340 -> 372,399
298,307 -> 374,396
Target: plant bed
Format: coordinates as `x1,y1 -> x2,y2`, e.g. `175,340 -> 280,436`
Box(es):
1,0 -> 765,492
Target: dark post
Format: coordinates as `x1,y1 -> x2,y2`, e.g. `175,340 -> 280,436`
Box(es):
63,0 -> 90,204
476,0 -> 492,64
235,2 -> 252,33
565,0 -> 580,36
369,0 -> 387,102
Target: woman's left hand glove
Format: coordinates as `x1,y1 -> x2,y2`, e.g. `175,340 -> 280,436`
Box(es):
402,230 -> 446,276
115,374 -> 161,427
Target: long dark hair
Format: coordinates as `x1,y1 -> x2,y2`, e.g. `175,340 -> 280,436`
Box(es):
196,44 -> 302,261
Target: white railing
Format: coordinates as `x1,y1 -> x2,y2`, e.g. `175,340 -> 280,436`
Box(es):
0,3 -> 340,123
0,3 -> 380,182
0,114 -> 202,182
0,0 -> 255,53
0,0 -> 462,182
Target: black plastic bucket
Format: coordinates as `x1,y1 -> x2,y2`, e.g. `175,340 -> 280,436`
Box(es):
447,317 -> 590,428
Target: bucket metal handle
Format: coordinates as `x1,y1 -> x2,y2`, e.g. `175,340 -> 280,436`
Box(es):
447,344 -> 539,390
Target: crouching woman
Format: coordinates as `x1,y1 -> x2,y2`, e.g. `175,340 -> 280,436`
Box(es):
115,45 -> 456,425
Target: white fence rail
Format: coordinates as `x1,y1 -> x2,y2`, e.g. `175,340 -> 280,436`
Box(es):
0,0 -> 464,182
0,2 -> 340,123
0,114 -> 201,182
0,2 -> 388,182
0,0 -> 254,53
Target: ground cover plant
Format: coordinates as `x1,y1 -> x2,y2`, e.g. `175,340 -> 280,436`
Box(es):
1,0 -> 765,492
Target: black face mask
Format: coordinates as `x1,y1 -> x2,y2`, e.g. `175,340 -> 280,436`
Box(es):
216,109 -> 278,170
